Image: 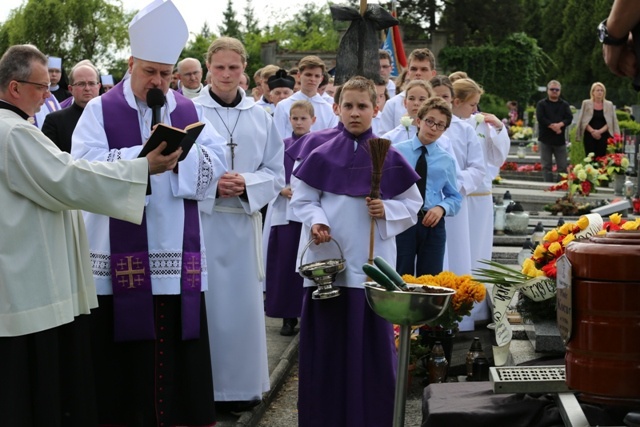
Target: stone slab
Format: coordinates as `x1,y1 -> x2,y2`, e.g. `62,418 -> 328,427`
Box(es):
524,320 -> 566,354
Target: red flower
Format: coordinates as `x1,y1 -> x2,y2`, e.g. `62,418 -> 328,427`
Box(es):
581,181 -> 592,196
541,259 -> 557,278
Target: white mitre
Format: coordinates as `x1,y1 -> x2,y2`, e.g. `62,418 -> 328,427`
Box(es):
128,0 -> 188,65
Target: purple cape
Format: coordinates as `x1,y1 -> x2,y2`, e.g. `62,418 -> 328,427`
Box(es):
293,126 -> 419,198
285,122 -> 344,162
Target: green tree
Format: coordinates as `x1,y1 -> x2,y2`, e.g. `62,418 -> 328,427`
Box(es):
218,0 -> 242,40
0,0 -> 132,71
439,33 -> 548,107
181,23 -> 217,65
541,0 -> 637,107
266,3 -> 339,52
438,0 -> 526,46
244,0 -> 260,36
394,0 -> 442,41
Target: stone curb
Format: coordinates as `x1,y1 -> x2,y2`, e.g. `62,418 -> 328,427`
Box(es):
236,333 -> 300,426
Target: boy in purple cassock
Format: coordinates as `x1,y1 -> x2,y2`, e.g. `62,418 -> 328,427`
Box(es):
290,76 -> 423,427
263,100 -> 316,336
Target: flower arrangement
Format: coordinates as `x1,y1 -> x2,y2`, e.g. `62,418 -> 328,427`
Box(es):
598,152 -> 630,177
543,194 -> 600,216
606,133 -> 624,154
547,162 -> 606,196
509,125 -> 534,141
401,272 -> 486,332
602,212 -> 640,231
475,214 -> 640,322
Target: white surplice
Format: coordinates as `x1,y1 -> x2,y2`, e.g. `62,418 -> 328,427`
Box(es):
0,107 -> 148,337
438,116 -> 486,296
273,91 -> 338,139
194,89 -> 285,401
71,79 -> 228,296
464,117 -> 511,323
382,123 -> 417,145
378,92 -> 406,135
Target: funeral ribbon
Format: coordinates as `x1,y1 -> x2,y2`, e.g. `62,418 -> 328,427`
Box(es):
489,213 -> 603,366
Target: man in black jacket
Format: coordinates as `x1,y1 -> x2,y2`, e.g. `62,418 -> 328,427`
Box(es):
536,80 -> 573,182
42,60 -> 101,153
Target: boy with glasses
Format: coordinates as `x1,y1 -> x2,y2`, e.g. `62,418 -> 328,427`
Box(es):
536,80 -> 573,182
394,96 -> 461,276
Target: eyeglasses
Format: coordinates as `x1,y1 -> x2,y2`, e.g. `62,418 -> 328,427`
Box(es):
16,80 -> 51,92
549,88 -> 561,92
421,117 -> 447,131
71,81 -> 100,88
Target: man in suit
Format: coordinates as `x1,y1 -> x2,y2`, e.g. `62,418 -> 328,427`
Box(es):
42,60 -> 101,153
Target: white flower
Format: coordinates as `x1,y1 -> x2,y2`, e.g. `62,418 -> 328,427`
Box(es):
264,106 -> 272,114
400,115 -> 413,129
622,157 -> 630,168
474,113 -> 484,126
577,170 -> 588,181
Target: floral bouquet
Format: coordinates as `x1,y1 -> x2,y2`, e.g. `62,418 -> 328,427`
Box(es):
509,125 -> 534,141
598,152 -> 630,177
606,133 -> 624,154
400,271 -> 486,333
547,162 -> 606,197
473,214 -> 604,364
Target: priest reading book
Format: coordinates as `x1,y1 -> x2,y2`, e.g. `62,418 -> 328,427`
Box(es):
139,121 -> 204,160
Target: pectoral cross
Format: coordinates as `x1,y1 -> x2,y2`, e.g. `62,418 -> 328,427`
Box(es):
115,256 -> 146,289
227,137 -> 237,170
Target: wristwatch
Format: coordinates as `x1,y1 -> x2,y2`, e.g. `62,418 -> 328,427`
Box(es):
597,19 -> 628,45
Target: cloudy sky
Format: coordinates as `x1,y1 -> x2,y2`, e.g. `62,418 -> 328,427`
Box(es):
1,0 -> 383,38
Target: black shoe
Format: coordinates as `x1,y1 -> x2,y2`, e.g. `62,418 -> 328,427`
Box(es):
279,318 -> 298,336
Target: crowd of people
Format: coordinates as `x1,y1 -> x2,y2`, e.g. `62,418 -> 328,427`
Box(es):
5,0 -> 633,425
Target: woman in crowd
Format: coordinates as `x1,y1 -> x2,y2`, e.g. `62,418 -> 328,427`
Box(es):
576,82 -> 620,158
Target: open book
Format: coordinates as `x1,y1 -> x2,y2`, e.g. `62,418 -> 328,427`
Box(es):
138,122 -> 205,161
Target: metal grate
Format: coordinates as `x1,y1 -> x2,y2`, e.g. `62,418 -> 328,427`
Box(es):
490,365 -> 571,394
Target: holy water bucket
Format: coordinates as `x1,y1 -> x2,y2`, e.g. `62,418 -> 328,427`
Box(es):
562,230 -> 640,407
298,238 -> 346,300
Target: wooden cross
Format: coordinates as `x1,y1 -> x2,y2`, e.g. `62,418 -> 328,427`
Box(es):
227,137 -> 237,170
115,256 -> 146,289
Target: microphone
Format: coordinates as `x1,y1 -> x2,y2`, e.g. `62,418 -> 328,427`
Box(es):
146,88 -> 165,130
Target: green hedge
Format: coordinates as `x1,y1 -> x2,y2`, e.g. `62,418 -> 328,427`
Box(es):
620,119 -> 640,135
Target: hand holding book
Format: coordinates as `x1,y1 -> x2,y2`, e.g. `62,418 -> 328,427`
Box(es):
138,122 -> 205,161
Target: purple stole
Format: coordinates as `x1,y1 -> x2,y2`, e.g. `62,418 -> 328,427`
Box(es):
32,94 -> 60,127
59,97 -> 74,109
102,82 -> 202,342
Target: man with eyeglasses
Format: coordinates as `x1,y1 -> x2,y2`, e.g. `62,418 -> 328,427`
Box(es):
42,60 -> 101,153
176,57 -> 204,99
0,43 -> 182,426
536,80 -> 573,182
